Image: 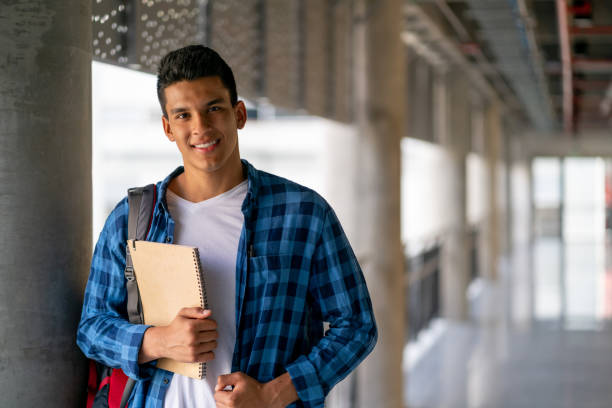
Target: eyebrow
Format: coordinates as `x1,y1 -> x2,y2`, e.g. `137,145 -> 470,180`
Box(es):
205,98 -> 225,106
169,98 -> 226,115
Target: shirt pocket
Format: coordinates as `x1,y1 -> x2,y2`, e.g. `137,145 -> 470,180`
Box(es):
247,254 -> 308,302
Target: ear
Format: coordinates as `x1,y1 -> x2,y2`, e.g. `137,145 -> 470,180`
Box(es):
162,115 -> 175,142
234,101 -> 247,130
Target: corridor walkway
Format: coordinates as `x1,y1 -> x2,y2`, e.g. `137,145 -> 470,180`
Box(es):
405,237 -> 612,408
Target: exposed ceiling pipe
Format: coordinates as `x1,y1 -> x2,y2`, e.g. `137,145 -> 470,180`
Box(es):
465,0 -> 556,131
403,5 -> 499,103
556,0 -> 573,133
516,0 -> 557,126
571,26 -> 612,35
433,0 -> 471,42
573,58 -> 612,73
400,31 -> 447,69
433,0 -> 519,108
546,59 -> 612,74
553,94 -> 602,108
574,79 -> 612,91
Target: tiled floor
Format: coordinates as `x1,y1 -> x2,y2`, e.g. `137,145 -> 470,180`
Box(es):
405,237 -> 612,408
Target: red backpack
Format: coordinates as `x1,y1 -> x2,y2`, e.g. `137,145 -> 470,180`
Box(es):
86,185 -> 156,408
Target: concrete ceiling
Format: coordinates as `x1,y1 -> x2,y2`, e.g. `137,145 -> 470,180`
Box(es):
91,0 -> 612,135
412,0 -> 612,134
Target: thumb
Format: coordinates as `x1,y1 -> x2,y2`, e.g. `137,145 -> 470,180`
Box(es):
215,372 -> 242,391
178,307 -> 211,319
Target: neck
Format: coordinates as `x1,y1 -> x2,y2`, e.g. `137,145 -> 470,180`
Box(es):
169,161 -> 245,202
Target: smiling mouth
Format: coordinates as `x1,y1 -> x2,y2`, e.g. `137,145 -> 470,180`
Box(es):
192,139 -> 221,153
193,139 -> 221,149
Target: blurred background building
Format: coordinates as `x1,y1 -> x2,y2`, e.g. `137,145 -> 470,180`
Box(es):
3,0 -> 612,407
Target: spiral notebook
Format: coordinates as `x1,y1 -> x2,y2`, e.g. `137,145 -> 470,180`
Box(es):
127,239 -> 208,379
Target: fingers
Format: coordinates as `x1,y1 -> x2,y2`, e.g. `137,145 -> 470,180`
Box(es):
163,308 -> 219,363
177,309 -> 217,332
214,373 -> 257,408
180,342 -> 216,363
178,335 -> 218,363
191,317 -> 217,332
181,332 -> 217,363
178,307 -> 211,319
214,378 -> 237,407
193,350 -> 215,363
195,329 -> 218,343
215,372 -> 244,391
214,390 -> 234,407
195,339 -> 217,354
184,328 -> 217,348
214,390 -> 232,407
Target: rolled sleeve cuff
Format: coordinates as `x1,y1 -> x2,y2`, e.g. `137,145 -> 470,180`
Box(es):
119,323 -> 153,381
286,356 -> 326,408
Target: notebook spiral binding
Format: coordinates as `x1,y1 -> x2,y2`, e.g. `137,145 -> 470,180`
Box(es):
193,247 -> 208,379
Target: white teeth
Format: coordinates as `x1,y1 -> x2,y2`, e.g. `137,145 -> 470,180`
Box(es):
194,140 -> 219,148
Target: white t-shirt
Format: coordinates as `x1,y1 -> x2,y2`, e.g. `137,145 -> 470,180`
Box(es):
163,179 -> 247,408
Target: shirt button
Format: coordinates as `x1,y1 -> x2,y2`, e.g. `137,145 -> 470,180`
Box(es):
165,237 -> 171,243
163,378 -> 169,385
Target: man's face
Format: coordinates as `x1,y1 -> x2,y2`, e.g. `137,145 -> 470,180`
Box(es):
162,76 -> 246,178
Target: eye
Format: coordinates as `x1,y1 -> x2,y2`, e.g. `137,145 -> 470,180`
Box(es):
208,106 -> 221,113
175,112 -> 189,119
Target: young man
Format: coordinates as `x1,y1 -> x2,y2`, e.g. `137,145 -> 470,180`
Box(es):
77,45 -> 377,408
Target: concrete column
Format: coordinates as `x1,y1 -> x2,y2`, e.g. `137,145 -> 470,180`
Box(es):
324,123 -> 360,408
433,69 -> 449,146
0,2 -> 92,406
352,1 -> 405,407
483,100 -> 502,280
440,71 -> 471,320
503,128 -> 513,254
509,135 -> 532,247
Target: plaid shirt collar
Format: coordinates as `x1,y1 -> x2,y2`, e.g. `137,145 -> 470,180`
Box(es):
155,159 -> 261,217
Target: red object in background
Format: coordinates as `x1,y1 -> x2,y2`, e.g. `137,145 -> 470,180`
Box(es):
569,0 -> 593,17
459,42 -> 481,56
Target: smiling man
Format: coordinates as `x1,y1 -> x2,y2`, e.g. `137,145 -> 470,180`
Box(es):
77,45 -> 377,408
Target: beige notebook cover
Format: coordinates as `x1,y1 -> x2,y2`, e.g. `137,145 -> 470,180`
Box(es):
127,239 -> 208,379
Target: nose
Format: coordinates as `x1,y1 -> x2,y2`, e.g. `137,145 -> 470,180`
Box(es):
191,112 -> 211,134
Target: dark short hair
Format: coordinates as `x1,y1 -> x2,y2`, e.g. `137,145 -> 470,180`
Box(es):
156,45 -> 238,117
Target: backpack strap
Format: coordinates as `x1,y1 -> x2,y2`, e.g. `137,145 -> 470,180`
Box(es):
120,383 -> 134,408
120,184 -> 156,408
125,184 -> 156,325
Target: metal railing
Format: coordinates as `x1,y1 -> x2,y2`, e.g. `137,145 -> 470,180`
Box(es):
405,228 -> 480,341
470,228 -> 479,282
405,243 -> 441,341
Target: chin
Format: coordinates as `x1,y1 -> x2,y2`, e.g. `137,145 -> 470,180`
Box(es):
194,160 -> 225,174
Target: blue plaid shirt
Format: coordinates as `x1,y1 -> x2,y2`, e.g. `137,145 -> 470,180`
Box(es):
77,160 -> 377,408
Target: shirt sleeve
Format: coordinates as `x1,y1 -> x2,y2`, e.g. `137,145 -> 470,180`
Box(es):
76,198 -> 154,381
285,206 -> 378,407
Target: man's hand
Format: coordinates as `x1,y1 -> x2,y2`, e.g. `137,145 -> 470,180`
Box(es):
138,307 -> 217,364
214,371 -> 298,408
